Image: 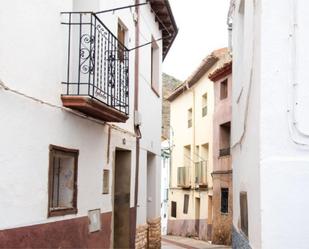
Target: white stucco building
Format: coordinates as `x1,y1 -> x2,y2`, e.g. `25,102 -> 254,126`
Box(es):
230,0 -> 309,248
0,1 -> 177,248
161,139 -> 171,235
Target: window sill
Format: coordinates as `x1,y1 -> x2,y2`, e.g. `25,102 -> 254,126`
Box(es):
48,207 -> 77,217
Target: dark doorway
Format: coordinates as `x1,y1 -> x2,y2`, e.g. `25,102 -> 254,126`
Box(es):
113,149 -> 131,249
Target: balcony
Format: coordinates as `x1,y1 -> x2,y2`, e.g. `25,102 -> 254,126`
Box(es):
195,161 -> 207,188
177,167 -> 190,188
61,12 -> 129,122
219,147 -> 230,157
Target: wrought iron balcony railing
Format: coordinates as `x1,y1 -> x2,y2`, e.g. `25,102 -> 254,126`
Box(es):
195,161 -> 207,187
61,12 -> 129,122
219,147 -> 231,157
177,166 -> 190,188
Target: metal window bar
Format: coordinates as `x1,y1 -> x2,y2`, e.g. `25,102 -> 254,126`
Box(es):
219,147 -> 230,157
61,12 -> 129,115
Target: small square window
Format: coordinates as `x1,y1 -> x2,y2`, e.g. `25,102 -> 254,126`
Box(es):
221,188 -> 229,213
48,145 -> 79,217
220,79 -> 228,100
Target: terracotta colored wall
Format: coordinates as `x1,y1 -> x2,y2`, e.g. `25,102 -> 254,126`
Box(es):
0,212 -> 112,249
212,73 -> 233,245
213,74 -> 232,166
212,174 -> 232,245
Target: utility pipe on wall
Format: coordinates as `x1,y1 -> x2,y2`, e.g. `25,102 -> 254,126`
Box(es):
132,0 -> 141,248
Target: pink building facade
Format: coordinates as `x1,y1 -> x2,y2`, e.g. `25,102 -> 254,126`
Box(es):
209,61 -> 232,245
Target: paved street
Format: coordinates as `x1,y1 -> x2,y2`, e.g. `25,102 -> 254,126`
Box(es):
162,236 -> 231,249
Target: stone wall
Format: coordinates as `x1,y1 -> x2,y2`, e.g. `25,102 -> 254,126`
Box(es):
148,218 -> 161,249
135,224 -> 148,249
212,173 -> 232,245
135,218 -> 161,249
162,73 -> 181,139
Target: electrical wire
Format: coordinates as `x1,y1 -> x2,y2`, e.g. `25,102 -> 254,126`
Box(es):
94,1 -> 174,52
0,80 -> 137,138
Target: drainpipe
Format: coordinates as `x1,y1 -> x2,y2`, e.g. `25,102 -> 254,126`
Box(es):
192,89 -> 196,186
132,0 -> 141,248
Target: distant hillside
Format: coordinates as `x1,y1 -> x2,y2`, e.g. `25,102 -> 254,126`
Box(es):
162,73 -> 182,140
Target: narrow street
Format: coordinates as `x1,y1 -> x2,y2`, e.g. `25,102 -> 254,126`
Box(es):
162,236 -> 231,249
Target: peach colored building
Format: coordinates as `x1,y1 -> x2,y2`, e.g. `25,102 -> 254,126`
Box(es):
166,49 -> 230,241
209,61 -> 232,245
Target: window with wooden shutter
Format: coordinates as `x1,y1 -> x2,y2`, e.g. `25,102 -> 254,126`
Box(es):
103,169 -> 109,194
221,188 -> 229,213
188,108 -> 192,128
48,145 -> 79,217
202,93 -> 208,117
171,201 -> 177,218
240,191 -> 248,237
117,22 -> 126,62
220,79 -> 228,100
183,194 -> 189,214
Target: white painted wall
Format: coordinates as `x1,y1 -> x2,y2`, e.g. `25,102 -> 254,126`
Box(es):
232,0 -> 309,248
161,140 -> 170,235
0,0 -> 163,230
231,0 -> 262,248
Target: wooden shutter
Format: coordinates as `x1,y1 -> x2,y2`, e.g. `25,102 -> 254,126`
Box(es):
171,201 -> 177,218
117,23 -> 125,61
240,191 -> 248,237
183,194 -> 189,214
103,169 -> 109,194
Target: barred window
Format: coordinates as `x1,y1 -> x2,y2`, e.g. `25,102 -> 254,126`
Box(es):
221,188 -> 229,213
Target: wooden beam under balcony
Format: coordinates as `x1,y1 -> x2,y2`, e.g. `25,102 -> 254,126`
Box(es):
61,96 -> 129,123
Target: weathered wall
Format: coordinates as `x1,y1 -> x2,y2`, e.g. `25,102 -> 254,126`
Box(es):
212,174 -> 232,245
259,0 -> 309,248
212,71 -> 232,245
0,0 -> 163,247
167,189 -> 209,239
0,212 -> 112,248
162,74 -> 181,139
168,50 -> 230,241
135,224 -> 148,249
232,0 -> 309,248
231,0 -> 261,248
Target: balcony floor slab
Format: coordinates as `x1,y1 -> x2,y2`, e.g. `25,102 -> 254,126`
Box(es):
61,95 -> 129,123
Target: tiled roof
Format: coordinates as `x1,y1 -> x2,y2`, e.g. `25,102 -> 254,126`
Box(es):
149,0 -> 178,59
167,48 -> 229,101
208,60 -> 232,82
